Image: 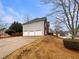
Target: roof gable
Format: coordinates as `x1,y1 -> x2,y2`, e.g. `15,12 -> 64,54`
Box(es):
23,17 -> 47,25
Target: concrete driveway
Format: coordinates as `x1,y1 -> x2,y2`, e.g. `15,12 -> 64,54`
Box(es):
0,36 -> 38,59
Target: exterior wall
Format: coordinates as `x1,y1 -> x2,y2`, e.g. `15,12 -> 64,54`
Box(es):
23,21 -> 45,36
44,20 -> 49,35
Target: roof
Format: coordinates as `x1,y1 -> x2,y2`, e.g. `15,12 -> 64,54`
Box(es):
23,17 -> 47,25
0,28 -> 6,31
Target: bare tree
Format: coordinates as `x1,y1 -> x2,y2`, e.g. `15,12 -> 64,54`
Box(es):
41,0 -> 79,39
23,15 -> 31,23
54,19 -> 62,36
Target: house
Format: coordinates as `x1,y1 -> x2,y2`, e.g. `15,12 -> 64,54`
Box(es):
0,28 -> 9,38
23,17 -> 49,36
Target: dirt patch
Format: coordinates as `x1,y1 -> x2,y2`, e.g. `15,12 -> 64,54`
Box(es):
4,36 -> 79,59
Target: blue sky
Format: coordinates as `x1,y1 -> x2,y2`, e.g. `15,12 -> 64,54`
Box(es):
0,0 -> 67,30
0,0 -> 52,24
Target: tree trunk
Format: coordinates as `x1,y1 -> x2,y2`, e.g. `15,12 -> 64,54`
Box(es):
72,32 -> 75,40
56,31 -> 58,37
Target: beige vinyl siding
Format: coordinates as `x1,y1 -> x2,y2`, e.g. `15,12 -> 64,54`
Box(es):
23,21 -> 44,36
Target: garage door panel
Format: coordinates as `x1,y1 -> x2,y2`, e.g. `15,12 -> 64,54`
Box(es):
23,32 -> 28,36
35,31 -> 43,36
23,31 -> 43,36
29,32 -> 35,36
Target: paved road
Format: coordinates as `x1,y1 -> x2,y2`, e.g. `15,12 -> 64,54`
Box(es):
0,36 -> 37,59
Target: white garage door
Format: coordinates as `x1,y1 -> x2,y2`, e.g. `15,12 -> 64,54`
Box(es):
23,31 -> 43,36
29,32 -> 35,36
23,32 -> 29,36
23,32 -> 35,36
35,31 -> 43,36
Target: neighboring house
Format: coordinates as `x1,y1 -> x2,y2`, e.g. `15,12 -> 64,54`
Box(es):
77,32 -> 79,36
23,17 -> 49,36
77,29 -> 79,36
65,32 -> 72,37
59,31 -> 72,38
0,28 -> 9,38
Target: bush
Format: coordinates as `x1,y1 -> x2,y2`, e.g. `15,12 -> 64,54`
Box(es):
6,22 -> 22,36
5,29 -> 15,35
9,22 -> 22,33
11,33 -> 22,36
63,39 -> 79,50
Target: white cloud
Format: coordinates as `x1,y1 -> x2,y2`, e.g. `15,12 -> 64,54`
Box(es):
0,2 -> 15,24
6,7 -> 25,23
2,15 -> 14,23
6,7 -> 20,17
0,2 -> 5,16
0,1 -> 24,25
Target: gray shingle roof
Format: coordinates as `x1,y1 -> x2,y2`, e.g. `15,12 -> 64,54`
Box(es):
23,17 -> 47,25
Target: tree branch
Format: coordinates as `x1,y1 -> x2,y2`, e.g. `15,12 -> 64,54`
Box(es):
60,0 -> 72,29
75,0 -> 79,35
